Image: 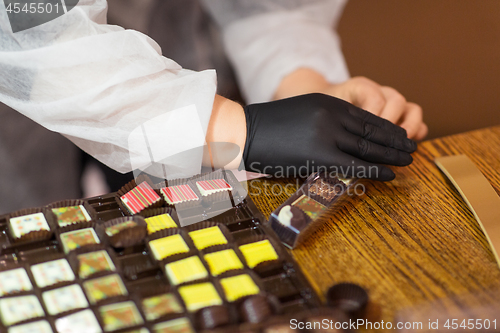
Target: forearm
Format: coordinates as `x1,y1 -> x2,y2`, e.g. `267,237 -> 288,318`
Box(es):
273,68 -> 331,100
205,95 -> 246,169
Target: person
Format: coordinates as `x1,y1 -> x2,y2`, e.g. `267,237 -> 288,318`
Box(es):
143,0 -> 427,140
0,0 -> 421,212
198,0 -> 427,141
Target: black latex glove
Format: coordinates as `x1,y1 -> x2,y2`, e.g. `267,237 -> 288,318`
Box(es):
242,93 -> 417,181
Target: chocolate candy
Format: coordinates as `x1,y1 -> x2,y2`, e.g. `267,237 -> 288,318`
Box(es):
99,301 -> 144,331
239,240 -> 279,269
55,309 -> 101,333
269,171 -> 357,248
204,249 -> 244,276
188,226 -> 228,250
220,274 -> 260,302
77,250 -> 116,279
42,284 -> 88,315
59,227 -> 100,254
0,295 -> 45,326
178,282 -> 223,312
0,267 -> 33,296
239,295 -> 272,323
327,282 -> 369,318
0,169 -> 326,332
31,258 -> 75,288
165,256 -> 208,285
83,274 -> 128,304
142,293 -> 183,321
101,216 -> 147,248
196,305 -> 230,329
120,181 -> 161,215
153,317 -> 195,333
149,234 -> 190,261
51,205 -> 92,227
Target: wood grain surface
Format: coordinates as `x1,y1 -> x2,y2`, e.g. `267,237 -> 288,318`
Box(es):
247,126 -> 500,329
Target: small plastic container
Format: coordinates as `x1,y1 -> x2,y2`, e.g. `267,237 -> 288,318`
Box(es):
268,172 -> 358,248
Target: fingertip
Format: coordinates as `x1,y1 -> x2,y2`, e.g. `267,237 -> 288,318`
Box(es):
398,125 -> 409,137
405,138 -> 418,153
415,123 -> 428,141
402,124 -> 419,140
401,153 -> 413,166
379,167 -> 396,181
365,166 -> 395,181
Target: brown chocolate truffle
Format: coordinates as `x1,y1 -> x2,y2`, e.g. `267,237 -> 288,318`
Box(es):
264,324 -> 297,333
327,283 -> 368,319
196,305 -> 230,329
289,206 -> 309,230
239,295 -> 272,323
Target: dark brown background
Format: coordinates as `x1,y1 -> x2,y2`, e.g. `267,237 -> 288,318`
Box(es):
337,0 -> 500,139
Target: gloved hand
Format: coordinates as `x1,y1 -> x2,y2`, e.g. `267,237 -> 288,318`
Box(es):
242,93 -> 417,181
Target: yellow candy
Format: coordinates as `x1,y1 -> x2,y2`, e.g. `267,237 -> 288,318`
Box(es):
188,226 -> 227,250
178,283 -> 222,312
220,274 -> 260,302
145,214 -> 177,234
204,249 -> 243,276
238,240 -> 278,268
165,256 -> 208,285
149,234 -> 189,260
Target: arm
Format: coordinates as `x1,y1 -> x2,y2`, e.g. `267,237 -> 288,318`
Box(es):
0,0 -> 221,180
0,0 -> 416,183
201,0 -> 350,104
202,0 -> 427,140
206,95 -> 246,170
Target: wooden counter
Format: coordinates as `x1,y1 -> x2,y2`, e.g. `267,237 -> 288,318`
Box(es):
247,126 -> 500,327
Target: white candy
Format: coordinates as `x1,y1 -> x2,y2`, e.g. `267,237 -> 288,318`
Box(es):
277,205 -> 293,226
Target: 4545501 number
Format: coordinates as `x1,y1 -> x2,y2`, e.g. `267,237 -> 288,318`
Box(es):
444,319 -> 496,330
5,2 -> 61,14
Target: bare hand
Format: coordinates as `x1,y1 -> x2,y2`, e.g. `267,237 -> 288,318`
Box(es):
274,69 -> 428,140
324,76 -> 428,140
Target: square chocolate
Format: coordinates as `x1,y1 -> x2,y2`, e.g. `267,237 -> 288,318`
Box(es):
141,293 -> 183,321
31,258 -> 75,288
59,228 -> 100,254
165,256 -> 208,285
149,234 -> 190,261
42,284 -> 89,315
0,295 -> 45,326
51,205 -> 92,227
99,301 -> 144,332
83,274 -> 128,304
120,182 -> 161,214
0,267 -> 33,296
77,250 -> 116,279
152,317 -> 194,333
178,282 -> 222,312
9,213 -> 50,239
55,309 -> 101,333
7,319 -> 53,333
219,274 -> 260,302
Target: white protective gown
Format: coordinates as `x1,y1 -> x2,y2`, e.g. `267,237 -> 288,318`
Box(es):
0,0 -> 349,181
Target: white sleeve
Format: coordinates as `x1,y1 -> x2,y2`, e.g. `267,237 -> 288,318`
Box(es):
202,0 -> 350,104
0,0 -> 217,180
